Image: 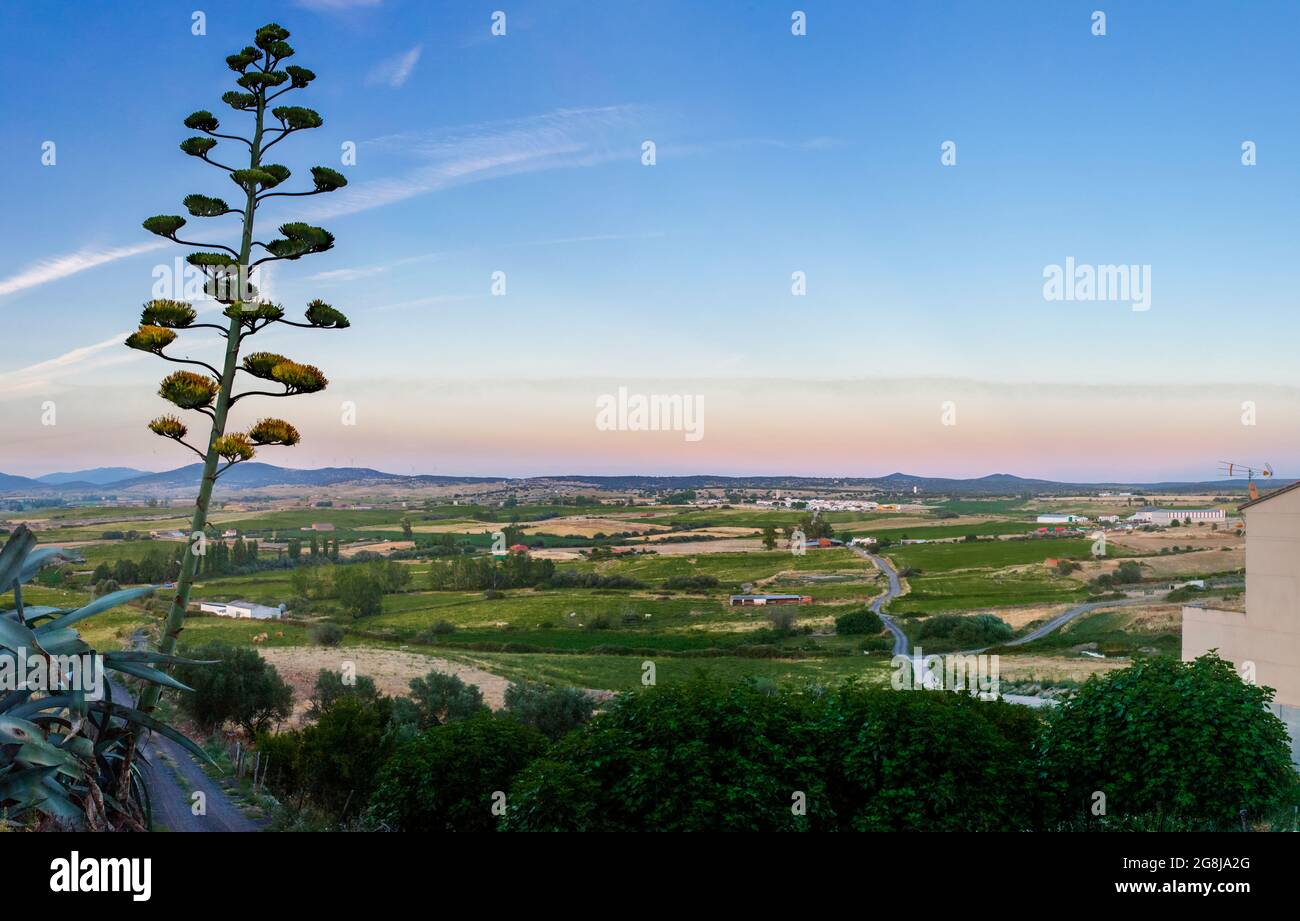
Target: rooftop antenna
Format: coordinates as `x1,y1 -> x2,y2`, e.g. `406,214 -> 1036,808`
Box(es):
1218,460 -> 1274,501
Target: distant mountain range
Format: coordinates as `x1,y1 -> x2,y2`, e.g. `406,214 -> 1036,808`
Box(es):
0,464 -> 1278,498
35,467 -> 151,486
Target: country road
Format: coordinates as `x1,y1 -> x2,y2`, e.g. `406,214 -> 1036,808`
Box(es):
855,547 -> 1166,657
1000,595 -> 1154,648
856,548 -> 909,656
109,679 -> 261,832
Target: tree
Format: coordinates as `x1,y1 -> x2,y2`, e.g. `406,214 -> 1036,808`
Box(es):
175,642 -> 294,736
1040,653 -> 1298,828
405,670 -> 487,729
834,608 -> 883,635
336,564 -> 383,618
761,525 -> 777,550
503,682 -> 595,740
134,23 -> 350,716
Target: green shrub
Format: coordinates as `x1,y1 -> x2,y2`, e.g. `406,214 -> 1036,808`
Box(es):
367,712 -> 546,831
916,612 -> 1012,648
308,621 -> 345,646
835,608 -> 884,635
503,678 -> 1039,832
503,682 -> 595,740
662,575 -> 720,591
1040,653 -> 1298,828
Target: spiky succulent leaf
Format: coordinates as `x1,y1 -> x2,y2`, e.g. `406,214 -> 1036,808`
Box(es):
248,417 -> 300,446
141,299 -> 197,327
125,325 -> 176,353
158,370 -> 217,409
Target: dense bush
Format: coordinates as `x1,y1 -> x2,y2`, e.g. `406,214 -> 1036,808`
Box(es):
504,683 -> 596,740
503,679 -> 1040,831
503,679 -> 823,832
835,608 -> 884,635
916,612 -> 1012,648
299,695 -> 393,817
368,712 -> 546,831
1039,653 -> 1298,828
543,571 -> 645,590
308,621 -> 345,646
662,575 -> 720,591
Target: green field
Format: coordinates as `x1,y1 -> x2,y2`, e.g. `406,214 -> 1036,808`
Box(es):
885,538 -> 1094,573
887,571 -> 1089,614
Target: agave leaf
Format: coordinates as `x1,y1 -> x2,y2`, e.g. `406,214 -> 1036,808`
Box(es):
105,660 -> 194,692
33,630 -> 90,657
0,605 -> 61,623
35,586 -> 155,635
33,778 -> 84,827
8,693 -> 85,721
0,616 -> 45,656
0,688 -> 31,713
0,764 -> 60,806
104,651 -> 218,666
18,547 -> 82,584
56,735 -> 95,760
88,701 -> 216,766
0,527 -> 37,589
16,741 -> 85,779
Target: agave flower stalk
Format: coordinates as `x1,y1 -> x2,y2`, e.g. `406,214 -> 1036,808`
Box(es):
129,23 -> 350,714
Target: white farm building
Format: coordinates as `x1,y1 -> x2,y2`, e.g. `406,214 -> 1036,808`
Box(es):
1130,508 -> 1225,526
198,600 -> 285,620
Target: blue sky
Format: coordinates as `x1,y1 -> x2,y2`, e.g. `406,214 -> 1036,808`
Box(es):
2,0 -> 1298,480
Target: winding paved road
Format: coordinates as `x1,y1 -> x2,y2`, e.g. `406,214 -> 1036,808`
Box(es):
999,595 -> 1153,648
855,548 -> 909,656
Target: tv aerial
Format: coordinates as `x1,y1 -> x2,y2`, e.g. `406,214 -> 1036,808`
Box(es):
1218,460 -> 1274,501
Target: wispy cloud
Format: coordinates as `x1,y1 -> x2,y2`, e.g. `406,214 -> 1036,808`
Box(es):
303,106 -> 643,221
0,241 -> 167,299
0,333 -> 137,398
366,45 -> 423,88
